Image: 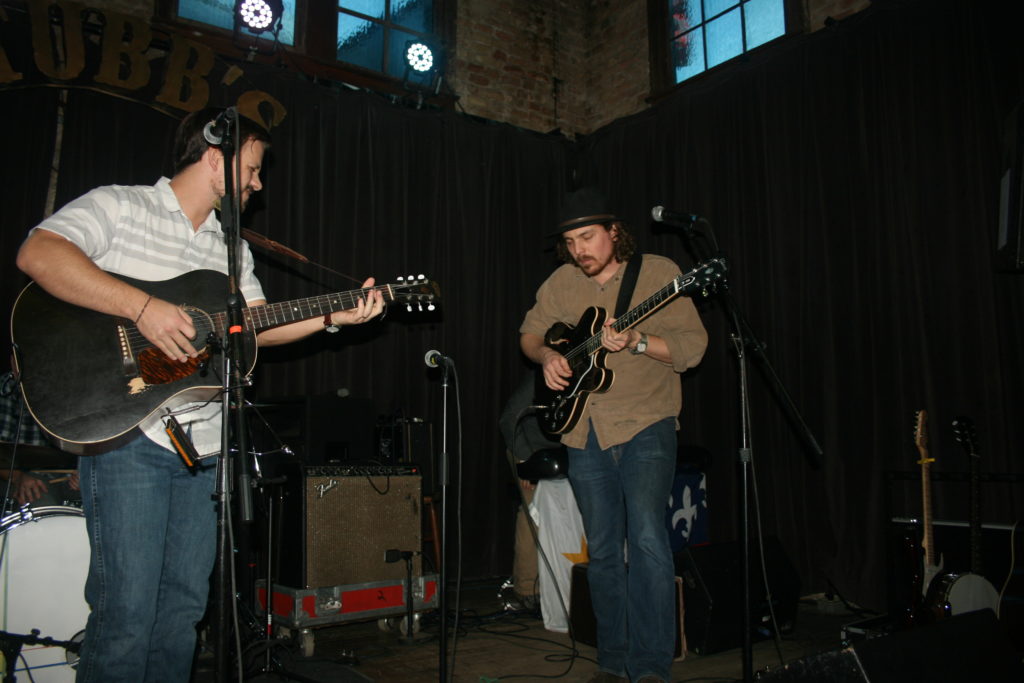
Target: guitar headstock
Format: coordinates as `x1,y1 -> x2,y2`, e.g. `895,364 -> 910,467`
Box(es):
913,409 -> 930,462
680,257 -> 728,297
390,275 -> 440,312
952,416 -> 979,459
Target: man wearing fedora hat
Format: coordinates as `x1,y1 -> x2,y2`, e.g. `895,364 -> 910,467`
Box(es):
520,186 -> 708,683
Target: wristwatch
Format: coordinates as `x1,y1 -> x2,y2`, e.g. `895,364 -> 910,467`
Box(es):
324,313 -> 340,333
629,331 -> 648,355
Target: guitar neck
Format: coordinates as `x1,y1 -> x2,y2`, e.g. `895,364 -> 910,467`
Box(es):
570,278 -> 681,360
218,285 -> 397,334
970,448 -> 983,574
920,457 -> 936,566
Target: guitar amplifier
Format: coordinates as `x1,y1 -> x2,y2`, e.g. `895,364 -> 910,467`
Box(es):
276,465 -> 422,589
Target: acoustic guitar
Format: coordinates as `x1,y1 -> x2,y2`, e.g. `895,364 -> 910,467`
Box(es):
10,270 -> 439,453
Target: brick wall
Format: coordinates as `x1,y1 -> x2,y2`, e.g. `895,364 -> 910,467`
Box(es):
448,0 -> 873,136
451,0 -> 586,136
451,0 -> 650,137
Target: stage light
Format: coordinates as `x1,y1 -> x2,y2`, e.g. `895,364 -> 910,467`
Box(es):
236,0 -> 283,35
405,41 -> 435,73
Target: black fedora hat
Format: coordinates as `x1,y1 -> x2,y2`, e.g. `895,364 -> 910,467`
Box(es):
550,186 -> 618,236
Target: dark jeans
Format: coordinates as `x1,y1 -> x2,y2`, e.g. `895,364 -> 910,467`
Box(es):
567,418 -> 677,681
76,435 -> 217,682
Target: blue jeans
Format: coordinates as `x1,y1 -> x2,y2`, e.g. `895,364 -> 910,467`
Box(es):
567,418 -> 677,682
76,434 -> 217,683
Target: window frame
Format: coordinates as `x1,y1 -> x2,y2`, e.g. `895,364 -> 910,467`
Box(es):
336,1 -> 440,79
647,0 -> 804,99
156,0 -> 455,104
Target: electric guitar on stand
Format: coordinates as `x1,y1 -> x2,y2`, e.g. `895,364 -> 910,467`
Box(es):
921,417 -> 1000,618
913,410 -> 945,604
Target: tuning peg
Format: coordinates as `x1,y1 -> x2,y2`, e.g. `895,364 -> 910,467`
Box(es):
397,275 -> 405,283
427,303 -> 435,311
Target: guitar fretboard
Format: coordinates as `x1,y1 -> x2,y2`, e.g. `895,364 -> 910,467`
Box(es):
915,410 -> 935,567
920,455 -> 935,566
564,276 -> 685,362
210,285 -> 396,335
954,417 -> 984,575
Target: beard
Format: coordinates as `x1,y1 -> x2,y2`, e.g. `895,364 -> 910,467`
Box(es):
575,253 -> 611,275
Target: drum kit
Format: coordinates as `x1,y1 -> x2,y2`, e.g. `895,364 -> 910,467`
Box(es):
1,456 -> 87,683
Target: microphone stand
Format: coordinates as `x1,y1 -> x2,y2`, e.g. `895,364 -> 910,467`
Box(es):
429,356 -> 452,683
674,220 -> 823,683
422,350 -> 454,681
212,107 -> 256,683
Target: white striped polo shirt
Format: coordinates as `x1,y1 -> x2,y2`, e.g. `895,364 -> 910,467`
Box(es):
33,177 -> 266,457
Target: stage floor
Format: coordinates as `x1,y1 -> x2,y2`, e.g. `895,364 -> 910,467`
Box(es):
193,578 -> 865,683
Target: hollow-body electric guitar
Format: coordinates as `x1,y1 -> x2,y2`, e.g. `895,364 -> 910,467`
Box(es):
10,269 -> 439,453
535,258 -> 725,435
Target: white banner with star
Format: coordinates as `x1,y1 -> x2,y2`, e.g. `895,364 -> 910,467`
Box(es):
530,478 -> 587,632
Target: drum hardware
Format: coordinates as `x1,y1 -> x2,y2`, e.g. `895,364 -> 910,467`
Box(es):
0,628 -> 82,681
0,505 -> 89,681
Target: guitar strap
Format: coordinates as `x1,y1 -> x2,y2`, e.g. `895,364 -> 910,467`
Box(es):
614,254 -> 643,318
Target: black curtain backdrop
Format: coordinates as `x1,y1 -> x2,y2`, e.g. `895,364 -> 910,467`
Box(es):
1,0 -> 1022,611
574,0 -> 1024,609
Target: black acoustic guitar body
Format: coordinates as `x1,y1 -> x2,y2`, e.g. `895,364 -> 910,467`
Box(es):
11,270 -> 251,453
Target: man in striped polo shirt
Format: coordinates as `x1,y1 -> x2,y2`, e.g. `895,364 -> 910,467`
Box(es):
15,108 -> 383,682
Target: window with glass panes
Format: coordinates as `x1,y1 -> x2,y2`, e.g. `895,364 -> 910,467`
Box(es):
177,0 -> 298,46
668,0 -> 786,84
337,1 -> 435,79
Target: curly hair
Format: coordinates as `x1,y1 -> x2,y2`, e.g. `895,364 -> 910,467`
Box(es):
555,221 -> 637,266
172,107 -> 271,175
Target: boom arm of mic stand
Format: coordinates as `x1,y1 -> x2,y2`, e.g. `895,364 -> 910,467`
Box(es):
718,289 -> 824,467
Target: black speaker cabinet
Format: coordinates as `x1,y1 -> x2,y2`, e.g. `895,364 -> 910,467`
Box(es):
249,393 -> 377,465
276,465 -> 422,589
569,562 -> 685,659
675,537 -> 800,655
377,418 -> 435,494
759,609 -> 1022,682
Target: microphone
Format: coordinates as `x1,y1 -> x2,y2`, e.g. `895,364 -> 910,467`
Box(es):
424,349 -> 454,368
651,205 -> 701,227
202,109 -> 234,145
